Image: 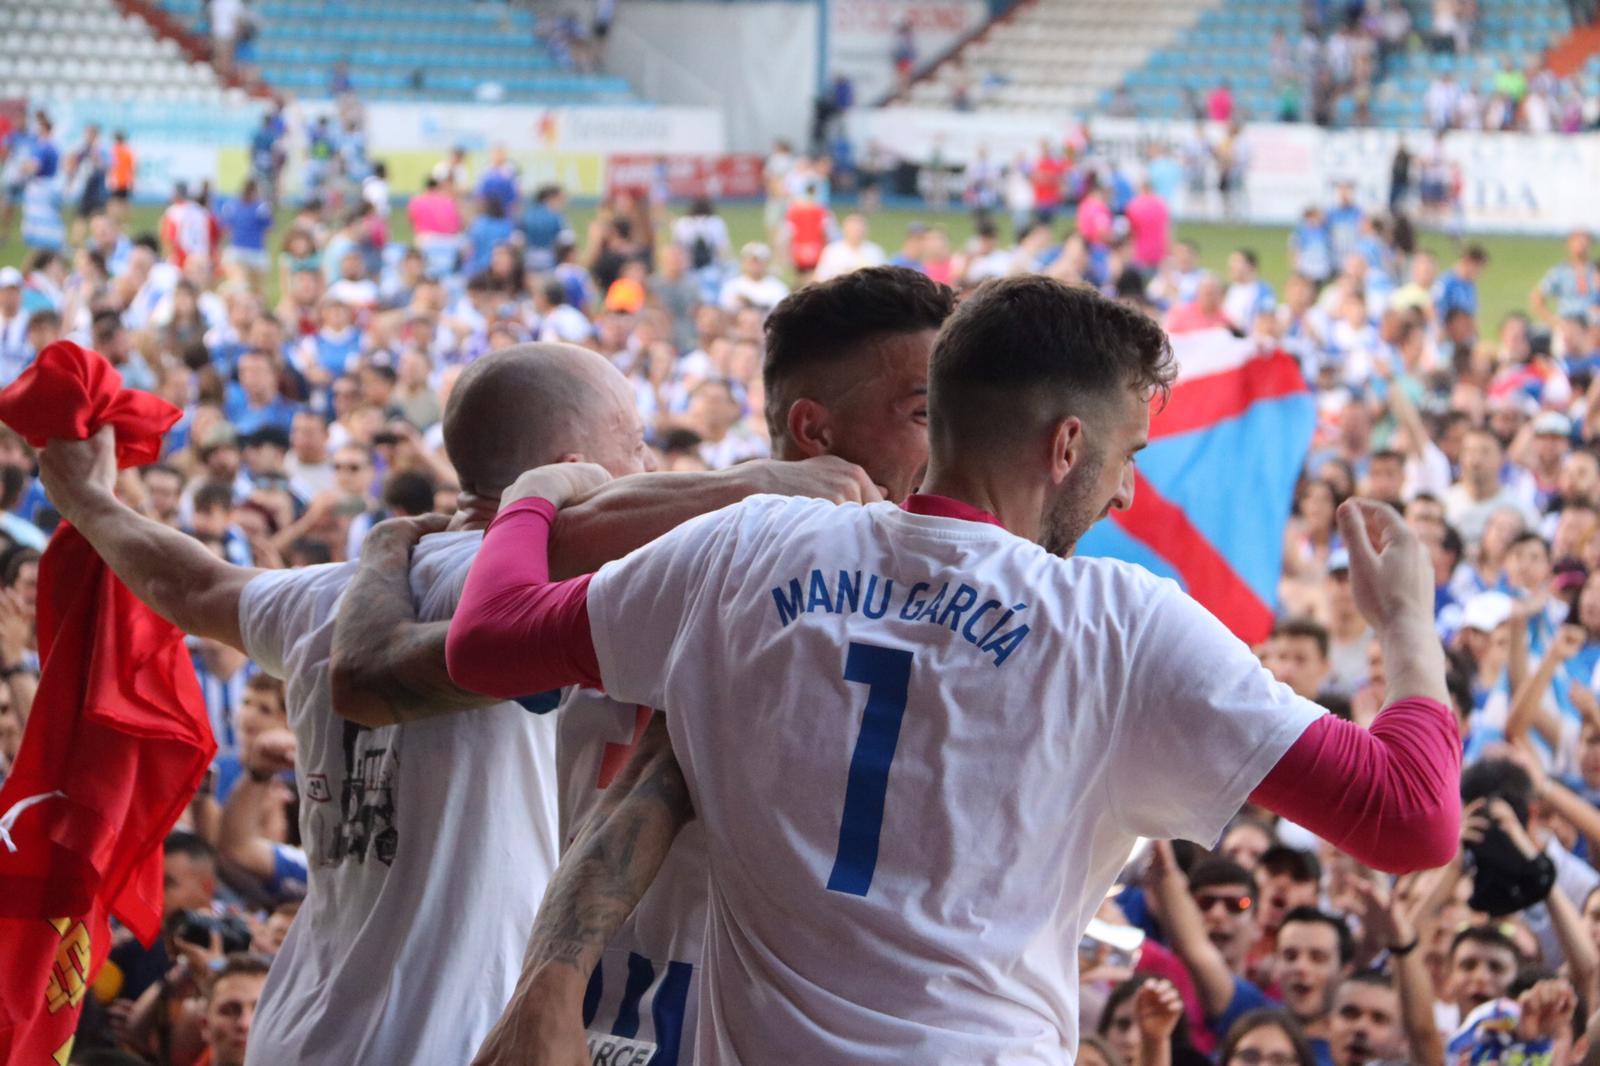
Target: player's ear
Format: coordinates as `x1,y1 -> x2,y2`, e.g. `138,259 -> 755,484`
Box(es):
784,398 -> 832,459
1047,416 -> 1083,485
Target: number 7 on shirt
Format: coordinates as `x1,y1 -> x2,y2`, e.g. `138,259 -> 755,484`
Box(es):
827,642 -> 914,897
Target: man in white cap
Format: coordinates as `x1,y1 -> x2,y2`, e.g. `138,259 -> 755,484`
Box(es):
0,268 -> 29,386
719,241 -> 789,315
1525,411 -> 1573,512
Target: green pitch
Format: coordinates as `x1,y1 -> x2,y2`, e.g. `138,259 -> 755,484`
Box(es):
2,201 -> 1563,331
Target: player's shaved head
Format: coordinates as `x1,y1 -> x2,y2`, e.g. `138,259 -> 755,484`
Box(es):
443,342 -> 641,498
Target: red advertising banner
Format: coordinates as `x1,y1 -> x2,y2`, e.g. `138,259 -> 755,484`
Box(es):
605,154 -> 766,201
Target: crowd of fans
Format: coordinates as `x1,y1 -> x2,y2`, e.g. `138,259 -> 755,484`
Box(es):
7,98 -> 1600,1063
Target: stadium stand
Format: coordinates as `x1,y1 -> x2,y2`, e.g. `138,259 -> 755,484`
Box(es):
1105,0 -> 1575,128
153,0 -> 638,104
0,0 -> 245,106
901,0 -> 1222,113
1372,0 -> 1574,127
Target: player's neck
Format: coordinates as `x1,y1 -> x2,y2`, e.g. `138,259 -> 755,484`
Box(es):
918,466 -> 1042,543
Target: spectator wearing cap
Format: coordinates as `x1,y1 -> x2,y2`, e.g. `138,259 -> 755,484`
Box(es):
0,268 -> 28,386
719,242 -> 790,315
1518,412 -> 1574,513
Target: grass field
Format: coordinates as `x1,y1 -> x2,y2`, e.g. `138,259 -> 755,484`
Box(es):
2,201 -> 1566,330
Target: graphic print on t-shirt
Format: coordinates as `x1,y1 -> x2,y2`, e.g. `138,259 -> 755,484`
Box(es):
307,720 -> 400,867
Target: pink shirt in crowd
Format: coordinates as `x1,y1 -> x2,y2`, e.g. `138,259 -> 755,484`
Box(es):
407,190 -> 461,236
1207,86 -> 1234,123
1125,191 -> 1171,269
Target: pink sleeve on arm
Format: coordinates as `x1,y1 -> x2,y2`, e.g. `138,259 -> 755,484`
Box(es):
445,497 -> 604,699
1249,698 -> 1461,873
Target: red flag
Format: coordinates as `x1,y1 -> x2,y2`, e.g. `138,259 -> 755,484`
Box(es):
0,342 -> 214,1063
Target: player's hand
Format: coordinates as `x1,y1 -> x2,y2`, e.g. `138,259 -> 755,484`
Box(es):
737,455 -> 885,505
1337,498 -> 1433,634
1134,978 -> 1184,1043
500,462 -> 612,513
1518,977 -> 1577,1041
361,513 -> 452,564
470,976 -> 590,1066
39,425 -> 118,513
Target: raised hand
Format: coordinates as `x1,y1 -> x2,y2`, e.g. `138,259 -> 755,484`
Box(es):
1134,978 -> 1185,1043
1336,498 -> 1434,634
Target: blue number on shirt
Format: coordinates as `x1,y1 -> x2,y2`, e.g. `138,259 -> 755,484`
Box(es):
827,642 -> 914,897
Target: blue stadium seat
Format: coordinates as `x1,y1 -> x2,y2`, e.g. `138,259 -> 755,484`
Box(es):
154,0 -> 637,104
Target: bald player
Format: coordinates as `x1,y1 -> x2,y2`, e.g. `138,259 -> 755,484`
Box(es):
334,267 -> 955,1063
37,343 -> 879,1065
447,278 -> 1461,1062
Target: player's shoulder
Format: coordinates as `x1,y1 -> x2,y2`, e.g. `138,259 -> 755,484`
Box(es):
1052,552 -> 1184,613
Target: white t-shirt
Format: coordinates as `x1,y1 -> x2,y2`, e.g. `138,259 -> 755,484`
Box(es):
555,692 -> 707,1064
584,495 -> 1322,1064
813,239 -> 887,282
718,274 -> 790,314
239,532 -> 562,1066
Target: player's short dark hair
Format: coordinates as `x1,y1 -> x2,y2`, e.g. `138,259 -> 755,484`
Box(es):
1259,845 -> 1321,884
382,471 -> 436,517
929,276 -> 1174,454
1449,923 -> 1518,962
1271,617 -> 1330,659
1461,757 -> 1534,823
762,266 -> 954,439
214,953 -> 271,984
1218,1010 -> 1317,1066
164,830 -> 216,865
1464,244 -> 1489,264
1189,857 -> 1257,900
25,309 -> 60,333
1338,971 -> 1395,995
1280,907 -> 1354,965
1508,530 -> 1550,556
194,483 -> 235,513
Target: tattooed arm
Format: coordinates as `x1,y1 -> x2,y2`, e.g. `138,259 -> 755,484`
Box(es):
471,714 -> 695,1066
328,513 -> 494,727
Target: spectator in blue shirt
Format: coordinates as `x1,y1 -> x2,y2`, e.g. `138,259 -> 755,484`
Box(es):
225,350 -> 299,436
1434,244 -> 1488,322
220,179 -> 274,281
519,185 -> 569,273
476,145 -> 519,214
465,197 -> 515,278
1290,207 -> 1334,285
1325,181 -> 1363,262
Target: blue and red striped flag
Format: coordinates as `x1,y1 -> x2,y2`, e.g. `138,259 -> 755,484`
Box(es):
1076,328 -> 1315,644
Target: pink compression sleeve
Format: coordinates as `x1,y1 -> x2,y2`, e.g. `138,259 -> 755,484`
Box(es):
446,497 -> 603,698
1249,698 -> 1461,873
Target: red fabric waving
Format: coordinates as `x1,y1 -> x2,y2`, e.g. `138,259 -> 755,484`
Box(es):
0,341 -> 212,1065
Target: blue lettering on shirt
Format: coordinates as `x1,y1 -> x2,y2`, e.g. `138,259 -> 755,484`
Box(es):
770,569 -> 1032,667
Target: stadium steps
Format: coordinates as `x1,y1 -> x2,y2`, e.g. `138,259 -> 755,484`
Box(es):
151,0 -> 641,105
891,0 -> 1225,114
0,0 -> 246,107
1369,0 -> 1573,128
